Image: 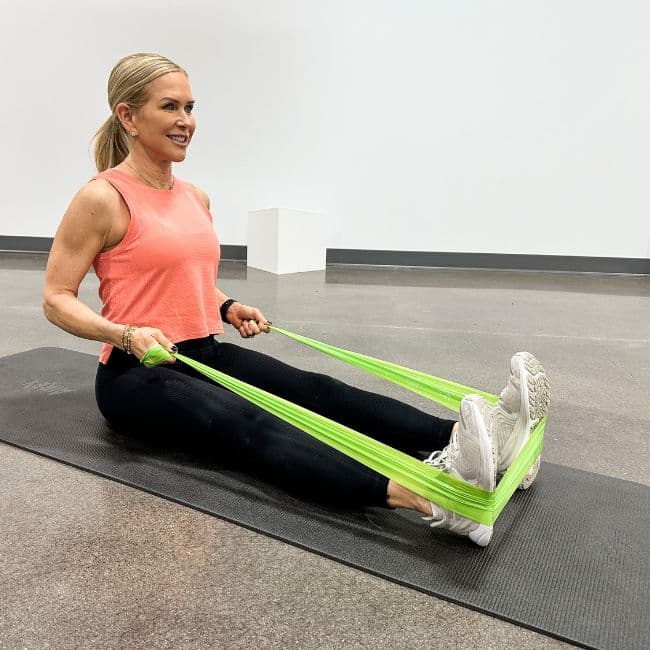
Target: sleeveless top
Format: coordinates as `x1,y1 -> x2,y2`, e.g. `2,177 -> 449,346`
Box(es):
91,168 -> 223,363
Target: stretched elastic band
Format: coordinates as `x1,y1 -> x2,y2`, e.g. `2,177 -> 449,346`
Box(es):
140,332 -> 544,525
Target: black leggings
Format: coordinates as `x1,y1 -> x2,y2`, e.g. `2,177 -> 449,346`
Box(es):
95,336 -> 456,508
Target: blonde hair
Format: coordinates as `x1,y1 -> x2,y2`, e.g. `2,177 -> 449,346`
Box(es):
93,53 -> 187,171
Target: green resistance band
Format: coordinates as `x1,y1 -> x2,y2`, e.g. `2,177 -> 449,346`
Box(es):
270,325 -> 498,410
141,330 -> 545,526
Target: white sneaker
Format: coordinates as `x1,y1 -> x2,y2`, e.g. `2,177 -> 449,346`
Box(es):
491,352 -> 550,489
422,394 -> 496,547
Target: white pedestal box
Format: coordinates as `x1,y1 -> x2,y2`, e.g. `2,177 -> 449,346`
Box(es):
247,208 -> 327,274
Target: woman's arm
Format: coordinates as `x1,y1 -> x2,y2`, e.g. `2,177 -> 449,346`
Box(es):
43,182 -> 126,347
215,276 -> 270,339
43,181 -> 176,358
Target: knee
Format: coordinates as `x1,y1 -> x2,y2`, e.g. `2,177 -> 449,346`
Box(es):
308,372 -> 344,403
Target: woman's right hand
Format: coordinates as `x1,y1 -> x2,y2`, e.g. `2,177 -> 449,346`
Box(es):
126,326 -> 177,363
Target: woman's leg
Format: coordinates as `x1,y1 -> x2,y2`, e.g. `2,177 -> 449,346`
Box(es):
211,341 -> 457,454
96,342 -> 497,545
96,353 -> 389,508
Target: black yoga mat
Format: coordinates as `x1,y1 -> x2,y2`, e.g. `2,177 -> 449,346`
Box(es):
1,347 -> 648,650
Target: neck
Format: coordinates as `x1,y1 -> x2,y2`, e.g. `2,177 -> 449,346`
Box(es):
123,156 -> 173,190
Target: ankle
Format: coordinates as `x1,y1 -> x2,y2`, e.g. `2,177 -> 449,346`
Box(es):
386,480 -> 432,516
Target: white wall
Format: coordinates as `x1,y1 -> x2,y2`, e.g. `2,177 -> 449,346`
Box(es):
1,0 -> 648,258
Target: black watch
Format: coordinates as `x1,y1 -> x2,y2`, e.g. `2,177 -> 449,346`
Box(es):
220,298 -> 238,324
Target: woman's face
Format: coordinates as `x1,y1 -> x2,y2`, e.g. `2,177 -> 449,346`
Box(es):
128,71 -> 196,163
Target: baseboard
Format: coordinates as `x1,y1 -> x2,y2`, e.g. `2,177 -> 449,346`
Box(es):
220,245 -> 247,262
0,236 -> 52,253
1,237 -> 647,274
0,237 -> 248,264
326,249 -> 650,274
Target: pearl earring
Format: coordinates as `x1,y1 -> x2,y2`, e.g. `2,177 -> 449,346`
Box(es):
130,130 -> 137,137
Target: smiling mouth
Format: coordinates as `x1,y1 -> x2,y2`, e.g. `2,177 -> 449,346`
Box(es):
168,134 -> 189,144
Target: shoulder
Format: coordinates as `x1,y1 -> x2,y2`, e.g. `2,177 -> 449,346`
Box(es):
186,182 -> 211,210
73,177 -> 124,216
59,177 -> 128,246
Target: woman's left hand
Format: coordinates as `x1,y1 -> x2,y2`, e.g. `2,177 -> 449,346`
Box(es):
226,302 -> 271,338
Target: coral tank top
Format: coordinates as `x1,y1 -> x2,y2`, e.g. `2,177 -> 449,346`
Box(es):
91,168 -> 223,363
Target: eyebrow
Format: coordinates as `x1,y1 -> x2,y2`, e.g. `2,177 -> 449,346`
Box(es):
159,97 -> 195,104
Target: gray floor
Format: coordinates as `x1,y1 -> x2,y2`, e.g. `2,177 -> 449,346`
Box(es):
1,253 -> 648,649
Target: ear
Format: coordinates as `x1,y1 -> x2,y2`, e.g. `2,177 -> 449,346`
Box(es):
115,102 -> 135,132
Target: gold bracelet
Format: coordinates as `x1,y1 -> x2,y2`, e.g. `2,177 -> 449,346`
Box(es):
125,326 -> 136,354
121,324 -> 130,352
122,325 -> 137,354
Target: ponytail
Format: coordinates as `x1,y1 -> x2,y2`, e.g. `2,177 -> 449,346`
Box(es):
93,114 -> 129,172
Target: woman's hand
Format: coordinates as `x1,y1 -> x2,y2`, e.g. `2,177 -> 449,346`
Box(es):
225,303 -> 271,338
126,326 -> 177,363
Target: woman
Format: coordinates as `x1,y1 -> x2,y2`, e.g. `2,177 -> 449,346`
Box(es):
43,53 -> 549,547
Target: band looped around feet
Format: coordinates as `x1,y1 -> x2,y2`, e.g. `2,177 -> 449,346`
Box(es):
140,330 -> 544,526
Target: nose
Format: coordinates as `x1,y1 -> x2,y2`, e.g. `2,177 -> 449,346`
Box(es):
176,112 -> 193,130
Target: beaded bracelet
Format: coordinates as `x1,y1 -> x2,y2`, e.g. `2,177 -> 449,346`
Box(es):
121,324 -> 129,352
220,298 -> 239,324
121,324 -> 137,354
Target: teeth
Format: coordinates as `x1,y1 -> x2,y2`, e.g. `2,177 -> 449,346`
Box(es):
169,135 -> 187,142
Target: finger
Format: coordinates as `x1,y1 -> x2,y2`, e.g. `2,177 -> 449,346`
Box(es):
243,319 -> 257,335
154,334 -> 178,355
250,317 -> 272,333
149,330 -> 177,362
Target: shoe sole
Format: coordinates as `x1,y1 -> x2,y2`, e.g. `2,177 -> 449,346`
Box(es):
465,396 -> 497,493
466,397 -> 496,546
514,353 -> 549,490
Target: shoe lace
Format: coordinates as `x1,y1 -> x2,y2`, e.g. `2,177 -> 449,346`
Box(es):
423,430 -> 459,472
